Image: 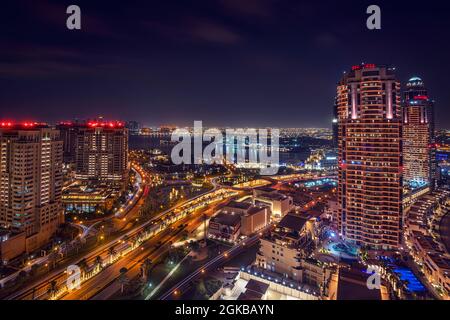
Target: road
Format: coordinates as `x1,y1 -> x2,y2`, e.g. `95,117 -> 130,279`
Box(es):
158,227 -> 269,300
5,183 -> 234,300
0,165 -> 146,291
62,201 -> 226,300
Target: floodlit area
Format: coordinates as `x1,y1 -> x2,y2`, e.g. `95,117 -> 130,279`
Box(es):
221,278 -> 300,301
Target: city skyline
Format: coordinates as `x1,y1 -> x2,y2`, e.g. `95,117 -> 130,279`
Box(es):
1,1 -> 450,305
2,1 -> 450,128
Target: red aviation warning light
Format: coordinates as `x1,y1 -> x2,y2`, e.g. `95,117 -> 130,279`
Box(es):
0,121 -> 13,127
87,120 -> 125,128
352,64 -> 376,71
0,120 -> 40,129
363,63 -> 376,69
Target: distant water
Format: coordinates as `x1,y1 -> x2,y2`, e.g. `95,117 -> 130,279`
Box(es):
129,135 -> 311,165
129,135 -> 173,153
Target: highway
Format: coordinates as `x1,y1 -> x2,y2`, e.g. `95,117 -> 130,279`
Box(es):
3,167 -> 328,300
0,164 -> 145,292
62,201 -> 226,300
4,187 -> 148,300
5,182 -> 236,300
158,226 -> 270,300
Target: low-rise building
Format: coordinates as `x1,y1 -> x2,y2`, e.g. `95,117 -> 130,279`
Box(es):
405,189 -> 450,299
208,212 -> 241,243
62,184 -> 119,214
222,201 -> 253,215
0,230 -> 26,264
240,207 -> 270,236
220,268 -> 321,300
222,201 -> 270,236
237,279 -> 270,300
324,197 -> 338,228
336,267 -> 384,300
253,189 -> 293,219
208,201 -> 271,242
256,212 -> 332,292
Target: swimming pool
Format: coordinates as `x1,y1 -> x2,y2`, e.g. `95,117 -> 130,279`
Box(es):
393,267 -> 426,293
326,242 -> 359,260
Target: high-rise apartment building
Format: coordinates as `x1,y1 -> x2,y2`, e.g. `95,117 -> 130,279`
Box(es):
402,77 -> 435,189
336,64 -> 403,250
56,121 -> 79,165
0,122 -> 64,256
74,121 -> 129,183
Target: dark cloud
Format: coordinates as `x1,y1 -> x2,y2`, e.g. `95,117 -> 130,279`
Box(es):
1,0 -> 450,128
142,16 -> 242,46
187,19 -> 242,45
314,33 -> 339,48
219,0 -> 275,18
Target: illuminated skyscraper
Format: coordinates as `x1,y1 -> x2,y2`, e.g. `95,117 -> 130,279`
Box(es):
336,64 -> 403,250
0,122 -> 64,254
402,77 -> 435,190
74,121 -> 129,183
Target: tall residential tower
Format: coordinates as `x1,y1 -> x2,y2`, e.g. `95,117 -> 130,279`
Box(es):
402,77 -> 435,190
74,121 -> 129,183
0,122 -> 64,256
336,64 -> 403,250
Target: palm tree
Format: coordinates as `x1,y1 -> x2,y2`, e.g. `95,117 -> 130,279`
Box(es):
140,258 -> 152,281
130,236 -> 139,248
47,280 -> 58,298
95,255 -> 103,271
119,267 -> 129,294
78,258 -> 89,278
189,240 -> 200,252
181,230 -> 189,241
108,246 -> 117,264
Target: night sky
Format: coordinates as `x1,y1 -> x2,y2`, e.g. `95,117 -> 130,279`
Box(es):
1,0 -> 450,128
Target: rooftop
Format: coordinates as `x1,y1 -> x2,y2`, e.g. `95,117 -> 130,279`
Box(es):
337,268 -> 382,300
278,213 -> 309,232
257,192 -> 287,201
245,279 -> 269,296
210,212 -> 241,226
224,201 -> 252,210
255,187 -> 277,193
246,206 -> 267,216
